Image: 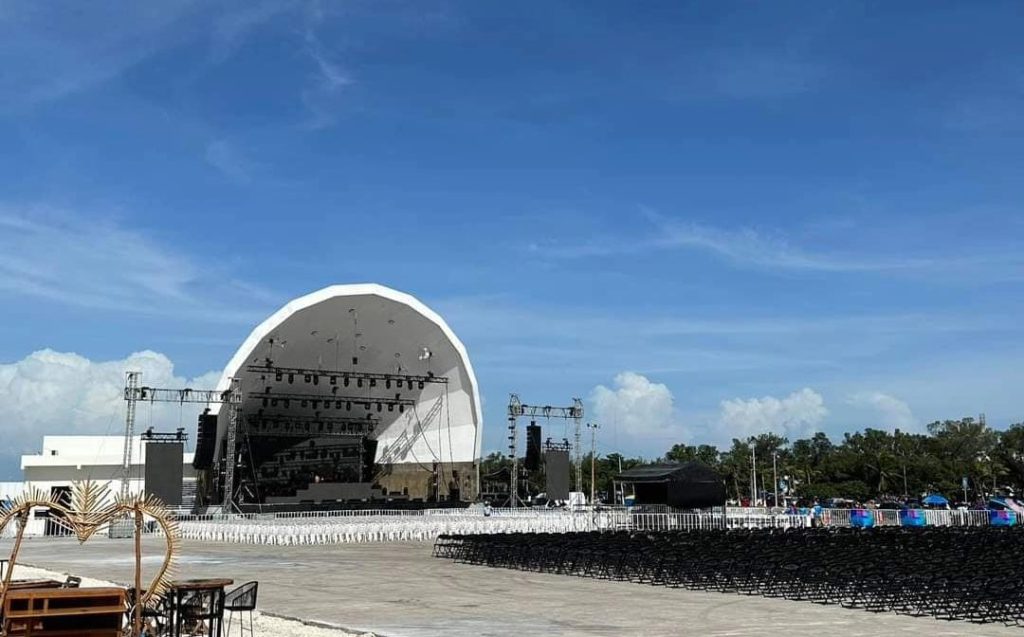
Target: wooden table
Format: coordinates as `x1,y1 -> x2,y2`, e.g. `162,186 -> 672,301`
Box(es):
3,580 -> 63,591
2,586 -> 126,637
169,579 -> 233,637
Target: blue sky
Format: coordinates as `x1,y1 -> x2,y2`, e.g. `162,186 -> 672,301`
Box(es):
1,1 -> 1023,478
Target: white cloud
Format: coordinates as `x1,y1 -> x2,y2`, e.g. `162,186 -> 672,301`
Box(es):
848,391 -> 917,430
591,372 -> 678,440
717,387 -> 828,441
0,207 -> 275,322
205,140 -> 252,183
300,9 -> 352,129
0,349 -> 219,454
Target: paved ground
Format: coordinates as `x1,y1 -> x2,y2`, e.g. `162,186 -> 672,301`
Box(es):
3,537 -> 1020,637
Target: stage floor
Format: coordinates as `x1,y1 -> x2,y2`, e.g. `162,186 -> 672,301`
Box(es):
3,537 -> 1018,637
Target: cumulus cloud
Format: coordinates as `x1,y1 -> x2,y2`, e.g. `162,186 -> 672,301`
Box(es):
849,391 -> 917,430
0,349 -> 219,455
718,387 -> 828,441
591,372 -> 677,440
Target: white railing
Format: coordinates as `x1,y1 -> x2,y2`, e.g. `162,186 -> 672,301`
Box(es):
6,506 -> 1011,542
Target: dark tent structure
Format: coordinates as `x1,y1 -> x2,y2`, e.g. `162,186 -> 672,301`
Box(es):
616,462 -> 726,509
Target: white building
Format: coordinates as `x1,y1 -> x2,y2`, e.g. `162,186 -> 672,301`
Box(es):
16,435 -> 195,503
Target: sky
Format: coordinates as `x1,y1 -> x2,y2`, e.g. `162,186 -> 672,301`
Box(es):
1,1 -> 1023,479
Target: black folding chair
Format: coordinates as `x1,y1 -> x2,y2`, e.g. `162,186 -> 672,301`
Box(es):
224,581 -> 259,636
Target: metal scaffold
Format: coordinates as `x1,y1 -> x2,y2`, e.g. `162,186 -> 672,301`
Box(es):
507,394 -> 584,507
122,372 -> 242,510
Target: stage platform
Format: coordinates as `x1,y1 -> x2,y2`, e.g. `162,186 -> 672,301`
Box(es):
2,538 -> 1017,637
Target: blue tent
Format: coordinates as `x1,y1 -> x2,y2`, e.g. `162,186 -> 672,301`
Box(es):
922,493 -> 949,506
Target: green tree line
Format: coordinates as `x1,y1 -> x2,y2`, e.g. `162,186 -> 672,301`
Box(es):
482,418 -> 1024,504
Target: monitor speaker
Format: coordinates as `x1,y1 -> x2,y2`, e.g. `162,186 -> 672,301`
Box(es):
525,423 -> 541,471
193,410 -> 217,470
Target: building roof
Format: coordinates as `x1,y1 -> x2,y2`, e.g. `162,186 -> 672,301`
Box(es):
616,462 -> 718,483
211,284 -> 482,465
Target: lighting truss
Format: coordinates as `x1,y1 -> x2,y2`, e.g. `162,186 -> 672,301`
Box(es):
245,413 -> 377,438
245,363 -> 446,390
125,386 -> 241,405
255,389 -> 414,413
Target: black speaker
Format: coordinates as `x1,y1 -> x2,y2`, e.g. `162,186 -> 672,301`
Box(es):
525,423 -> 541,471
193,410 -> 217,470
361,438 -> 378,482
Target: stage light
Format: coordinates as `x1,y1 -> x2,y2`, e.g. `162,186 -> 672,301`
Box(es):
352,356 -> 359,366
262,398 -> 268,408
386,379 -> 391,389
271,398 -> 278,407
304,374 -> 311,383
399,405 -> 405,413
357,378 -> 363,388
313,375 -> 319,385
301,400 -> 308,408
370,379 -> 377,388
343,376 -> 350,387
388,404 -> 394,412
336,401 -> 342,409
288,374 -> 294,384
346,402 -> 352,411
364,402 -> 371,410
376,402 -> 383,412
330,376 -> 337,385
396,379 -> 403,389
283,399 -> 290,408
275,372 -> 283,382
311,400 -> 319,409
418,381 -> 425,390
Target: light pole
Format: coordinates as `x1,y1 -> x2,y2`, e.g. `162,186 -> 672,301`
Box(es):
773,451 -> 779,509
587,423 -> 600,506
751,443 -> 757,505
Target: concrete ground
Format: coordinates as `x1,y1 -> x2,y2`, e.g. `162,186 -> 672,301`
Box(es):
2,537 -> 1020,637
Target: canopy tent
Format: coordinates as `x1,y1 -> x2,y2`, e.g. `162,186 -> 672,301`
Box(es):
923,493 -> 949,507
616,462 -> 726,509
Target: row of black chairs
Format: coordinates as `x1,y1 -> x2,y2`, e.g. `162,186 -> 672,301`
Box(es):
126,581 -> 258,636
435,527 -> 1024,626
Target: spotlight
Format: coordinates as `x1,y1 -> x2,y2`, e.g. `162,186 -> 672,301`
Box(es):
335,401 -> 342,409
262,397 -> 268,408
311,400 -> 319,409
275,371 -> 283,382
346,401 -> 352,411
288,374 -> 294,384
330,376 -> 337,385
264,386 -> 271,394
399,405 -> 405,413
271,398 -> 278,407
376,402 -> 383,412
343,376 -> 350,387
364,402 -> 371,410
301,400 -> 308,408
283,399 -> 290,408
304,374 -> 311,383
418,381 -> 425,390
396,379 -> 403,389
357,378 -> 363,388
388,404 -> 394,412
352,356 -> 359,366
370,379 -> 377,388
313,375 -> 319,385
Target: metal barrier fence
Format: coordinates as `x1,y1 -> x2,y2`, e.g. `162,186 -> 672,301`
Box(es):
1,506 -> 1009,543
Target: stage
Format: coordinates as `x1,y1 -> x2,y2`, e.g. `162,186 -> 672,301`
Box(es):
3,538 -> 1017,637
